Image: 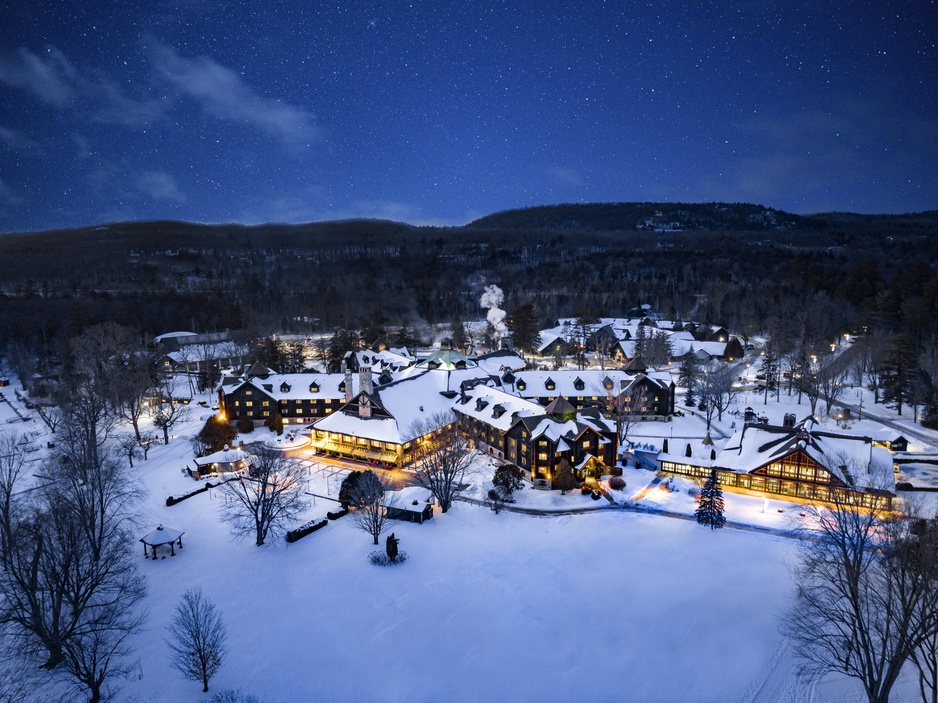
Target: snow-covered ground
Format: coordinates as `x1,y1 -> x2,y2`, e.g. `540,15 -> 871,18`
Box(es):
2,369 -> 935,702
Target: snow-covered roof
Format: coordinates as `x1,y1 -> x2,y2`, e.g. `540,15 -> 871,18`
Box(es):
140,524 -> 185,546
503,369 -> 632,398
154,331 -> 197,344
475,349 -> 528,375
193,447 -> 252,468
716,418 -> 894,492
453,384 -> 545,432
313,366 -> 484,444
228,373 -> 356,400
167,340 -> 248,364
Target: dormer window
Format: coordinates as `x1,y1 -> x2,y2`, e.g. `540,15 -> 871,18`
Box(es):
603,377 -> 614,390
517,380 -> 526,391
280,382 -> 291,393
475,399 -> 489,412
545,377 -> 555,391
309,382 -> 319,393
492,404 -> 506,419
338,381 -> 346,392
574,377 -> 585,391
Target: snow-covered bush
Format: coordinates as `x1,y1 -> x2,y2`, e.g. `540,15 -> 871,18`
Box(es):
608,476 -> 626,491
369,551 -> 408,566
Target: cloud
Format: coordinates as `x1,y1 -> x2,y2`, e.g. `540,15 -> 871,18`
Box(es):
0,47 -> 75,106
135,171 -> 186,202
0,125 -> 39,151
0,46 -> 163,128
151,43 -> 322,151
0,177 -> 22,207
543,166 -> 584,187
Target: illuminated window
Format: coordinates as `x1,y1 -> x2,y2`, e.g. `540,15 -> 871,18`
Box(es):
538,453 -> 548,461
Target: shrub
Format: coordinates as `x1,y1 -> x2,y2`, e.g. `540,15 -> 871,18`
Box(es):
492,464 -> 524,500
608,476 -> 626,491
609,465 -> 623,477
236,418 -> 254,434
369,551 -> 408,566
580,485 -> 592,495
688,486 -> 700,498
326,507 -> 349,520
487,488 -> 505,514
896,481 -> 914,491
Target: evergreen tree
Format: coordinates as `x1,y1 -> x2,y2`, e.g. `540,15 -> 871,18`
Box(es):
326,328 -> 359,373
338,471 -> 362,508
552,459 -> 577,494
507,303 -> 542,355
385,533 -> 399,563
695,469 -> 726,529
678,352 -> 699,406
492,464 -> 524,501
450,318 -> 468,351
759,345 -> 781,404
196,415 -> 237,455
633,322 -> 650,361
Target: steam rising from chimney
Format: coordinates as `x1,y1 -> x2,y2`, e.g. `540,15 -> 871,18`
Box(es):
480,284 -> 508,348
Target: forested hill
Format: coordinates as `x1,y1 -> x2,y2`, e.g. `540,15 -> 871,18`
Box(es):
466,202 -> 938,234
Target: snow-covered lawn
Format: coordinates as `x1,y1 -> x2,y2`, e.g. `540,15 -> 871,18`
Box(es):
1,374 -> 933,702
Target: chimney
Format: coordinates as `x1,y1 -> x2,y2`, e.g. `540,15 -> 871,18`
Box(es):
343,363 -> 353,404
361,366 -> 374,396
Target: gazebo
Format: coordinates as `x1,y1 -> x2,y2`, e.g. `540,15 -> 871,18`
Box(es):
140,524 -> 185,559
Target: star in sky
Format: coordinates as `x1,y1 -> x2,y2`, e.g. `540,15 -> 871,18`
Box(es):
0,0 -> 935,233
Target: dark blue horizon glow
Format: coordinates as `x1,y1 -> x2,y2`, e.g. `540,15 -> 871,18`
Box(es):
0,1 -> 935,233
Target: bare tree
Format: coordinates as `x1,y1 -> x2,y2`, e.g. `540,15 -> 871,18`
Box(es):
798,349 -> 850,417
818,354 -> 851,417
0,444 -> 146,700
0,435 -> 28,563
167,587 -> 228,693
349,470 -> 391,545
139,431 -> 158,461
112,350 -> 157,441
153,381 -> 189,445
409,412 -> 473,513
34,403 -> 61,433
784,492 -> 938,703
117,433 -> 142,469
219,446 -> 309,546
695,365 -> 739,431
58,601 -> 145,703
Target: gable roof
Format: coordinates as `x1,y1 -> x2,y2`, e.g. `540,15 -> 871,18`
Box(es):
716,417 -> 894,492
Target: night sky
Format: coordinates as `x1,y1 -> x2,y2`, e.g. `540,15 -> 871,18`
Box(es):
0,1 -> 935,233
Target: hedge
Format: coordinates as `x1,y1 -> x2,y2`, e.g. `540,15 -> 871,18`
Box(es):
166,482 -> 216,506
327,507 -> 349,520
286,518 -> 329,543
166,477 -> 238,506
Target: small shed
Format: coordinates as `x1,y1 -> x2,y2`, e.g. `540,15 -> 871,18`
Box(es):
192,447 -> 252,478
387,487 -> 434,524
388,500 -> 433,524
873,429 -> 909,453
140,524 -> 185,559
